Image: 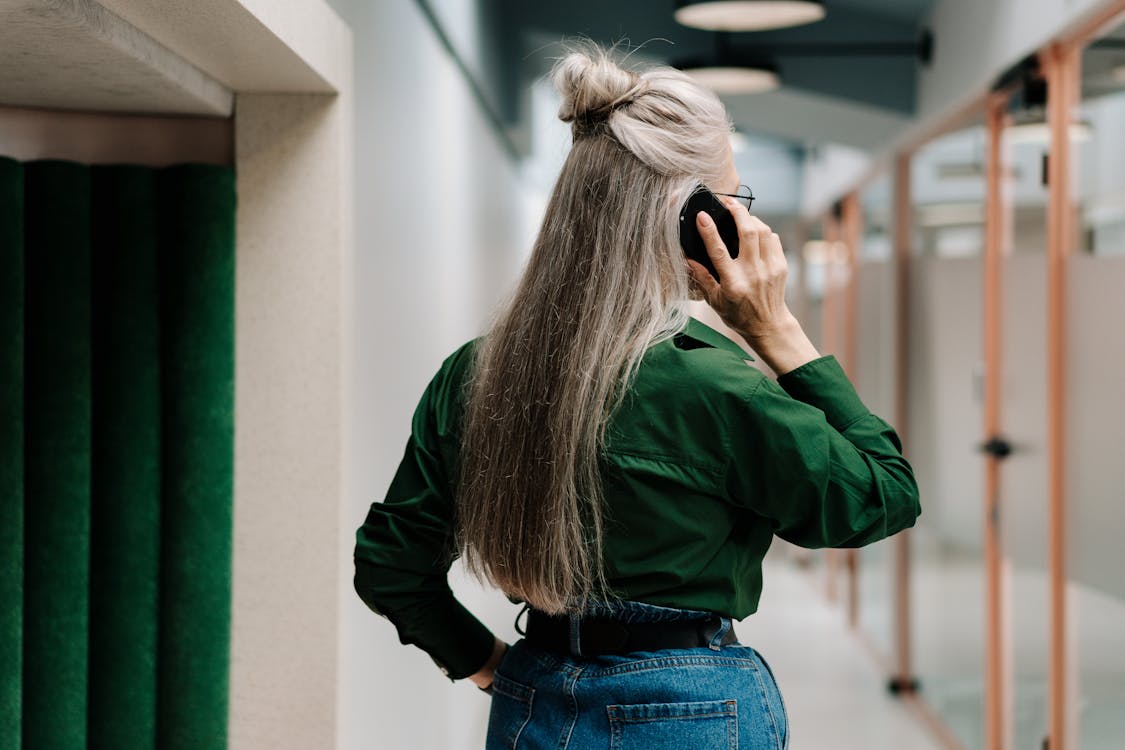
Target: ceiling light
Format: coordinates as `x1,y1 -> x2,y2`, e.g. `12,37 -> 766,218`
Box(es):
675,0 -> 826,32
683,65 -> 780,94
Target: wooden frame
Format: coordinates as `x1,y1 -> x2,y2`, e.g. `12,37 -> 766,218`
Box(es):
1044,11 -> 1122,750
891,152 -> 916,697
982,90 -> 1008,750
1042,40 -> 1076,750
821,211 -> 843,360
840,192 -> 862,629
841,193 -> 861,383
1039,6 -> 1124,747
1047,11 -> 1125,748
820,211 -> 844,604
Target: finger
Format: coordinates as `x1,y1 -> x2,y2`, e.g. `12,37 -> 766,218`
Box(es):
719,197 -> 769,263
761,231 -> 786,269
686,258 -> 722,300
695,211 -> 738,278
679,259 -> 724,310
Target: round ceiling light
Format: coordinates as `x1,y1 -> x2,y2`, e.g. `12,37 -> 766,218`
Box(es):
683,65 -> 780,94
675,0 -> 826,32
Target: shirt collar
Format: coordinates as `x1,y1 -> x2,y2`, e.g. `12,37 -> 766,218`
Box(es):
681,317 -> 756,361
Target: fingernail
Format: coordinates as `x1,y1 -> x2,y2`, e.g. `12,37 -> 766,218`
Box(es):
697,211 -> 712,227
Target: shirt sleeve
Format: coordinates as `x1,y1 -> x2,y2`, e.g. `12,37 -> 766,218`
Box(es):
353,346 -> 495,681
726,354 -> 921,548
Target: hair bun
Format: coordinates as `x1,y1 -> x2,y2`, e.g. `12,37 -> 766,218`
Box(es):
554,49 -> 647,129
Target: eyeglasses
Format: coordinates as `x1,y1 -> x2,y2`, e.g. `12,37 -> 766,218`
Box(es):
712,185 -> 755,210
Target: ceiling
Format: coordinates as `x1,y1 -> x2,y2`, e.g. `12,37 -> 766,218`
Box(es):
486,0 -> 939,151
0,0 -> 342,118
0,0 -> 232,116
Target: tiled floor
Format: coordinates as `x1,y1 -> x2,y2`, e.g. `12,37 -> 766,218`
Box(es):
739,556 -> 945,750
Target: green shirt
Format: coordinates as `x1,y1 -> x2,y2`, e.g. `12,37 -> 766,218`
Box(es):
353,317 -> 921,680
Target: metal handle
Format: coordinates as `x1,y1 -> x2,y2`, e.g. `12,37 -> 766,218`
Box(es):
979,436 -> 1013,459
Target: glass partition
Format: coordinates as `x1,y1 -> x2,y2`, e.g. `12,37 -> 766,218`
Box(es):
854,172 -> 897,661
997,83 -> 1054,748
910,125 -> 988,259
907,117 -> 988,749
1067,16 -> 1125,747
799,220 -> 827,354
1076,19 -> 1125,258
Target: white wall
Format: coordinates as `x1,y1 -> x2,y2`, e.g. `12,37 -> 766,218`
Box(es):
327,2 -> 536,749
232,90 -> 352,750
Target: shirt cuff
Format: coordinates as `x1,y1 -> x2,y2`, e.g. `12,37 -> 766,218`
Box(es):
426,602 -> 496,681
775,354 -> 869,431
353,560 -> 496,681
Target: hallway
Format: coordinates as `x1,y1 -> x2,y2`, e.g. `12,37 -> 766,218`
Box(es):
5,1 -> 1125,748
743,556 -> 943,750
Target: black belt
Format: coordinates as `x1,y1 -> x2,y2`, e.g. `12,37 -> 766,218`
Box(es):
524,608 -> 738,657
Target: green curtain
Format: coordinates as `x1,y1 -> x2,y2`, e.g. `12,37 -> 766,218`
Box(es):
89,166 -> 162,749
24,161 -> 93,750
0,157 -> 24,750
2,157 -> 236,750
155,165 -> 236,750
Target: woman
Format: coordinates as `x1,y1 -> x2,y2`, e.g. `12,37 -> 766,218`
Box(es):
354,45 -> 921,749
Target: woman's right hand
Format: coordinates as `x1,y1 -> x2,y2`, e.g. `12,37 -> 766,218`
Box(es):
686,198 -> 820,375
468,636 -> 508,693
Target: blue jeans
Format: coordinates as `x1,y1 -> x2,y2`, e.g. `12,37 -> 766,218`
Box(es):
486,600 -> 789,749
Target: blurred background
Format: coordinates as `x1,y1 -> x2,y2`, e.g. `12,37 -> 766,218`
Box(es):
3,1 -> 1125,749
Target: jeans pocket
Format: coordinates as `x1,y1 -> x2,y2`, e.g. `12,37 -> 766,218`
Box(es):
606,700 -> 738,750
485,672 -> 535,750
750,649 -> 789,749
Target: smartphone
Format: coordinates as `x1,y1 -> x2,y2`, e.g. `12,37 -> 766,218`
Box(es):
678,185 -> 740,281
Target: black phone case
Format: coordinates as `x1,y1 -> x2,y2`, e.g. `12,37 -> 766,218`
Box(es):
679,187 -> 740,281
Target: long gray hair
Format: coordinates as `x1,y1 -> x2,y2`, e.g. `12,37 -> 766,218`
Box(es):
455,44 -> 732,614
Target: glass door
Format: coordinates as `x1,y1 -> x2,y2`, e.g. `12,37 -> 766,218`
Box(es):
1067,14 -> 1125,746
997,76 -> 1052,749
906,114 -> 989,749
854,172 -> 897,663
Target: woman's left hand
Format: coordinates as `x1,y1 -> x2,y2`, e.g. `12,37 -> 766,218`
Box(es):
468,636 -> 508,692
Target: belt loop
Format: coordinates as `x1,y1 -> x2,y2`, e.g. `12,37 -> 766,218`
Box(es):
568,612 -> 583,657
708,617 -> 731,651
567,616 -> 585,656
